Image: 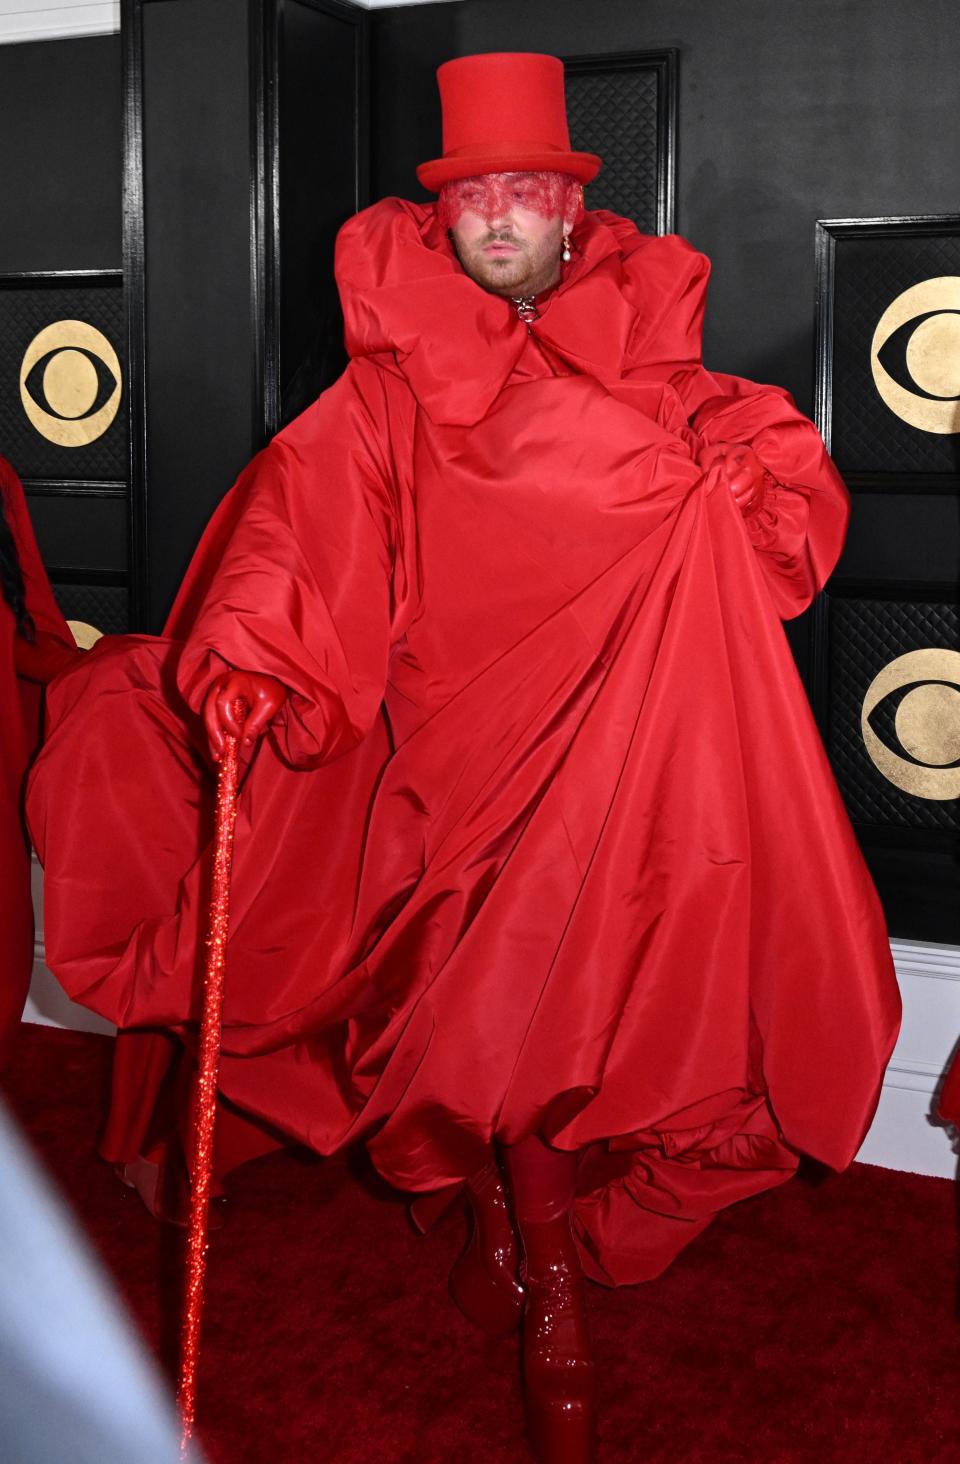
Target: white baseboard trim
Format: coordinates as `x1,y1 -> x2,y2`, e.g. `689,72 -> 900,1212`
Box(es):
855,937 -> 960,1179
889,936 -> 960,982
0,3 -> 119,44
857,1081 -> 957,1180
23,952 -> 113,1036
24,857 -> 113,1034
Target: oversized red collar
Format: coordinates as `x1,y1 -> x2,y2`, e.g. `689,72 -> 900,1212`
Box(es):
335,199 -> 648,425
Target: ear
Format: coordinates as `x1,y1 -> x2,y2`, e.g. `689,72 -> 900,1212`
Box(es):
563,182 -> 584,233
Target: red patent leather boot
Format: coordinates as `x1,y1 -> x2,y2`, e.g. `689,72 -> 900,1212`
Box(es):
518,1213 -> 596,1464
504,1137 -> 596,1464
411,1160 -> 524,1336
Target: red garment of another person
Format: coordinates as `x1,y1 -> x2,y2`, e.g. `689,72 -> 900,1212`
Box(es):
938,1052 -> 960,1124
27,206 -> 901,1283
0,456 -> 78,1067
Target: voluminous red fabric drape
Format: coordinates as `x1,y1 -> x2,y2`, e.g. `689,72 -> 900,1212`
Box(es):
27,206 -> 900,1283
1,456 -> 77,1066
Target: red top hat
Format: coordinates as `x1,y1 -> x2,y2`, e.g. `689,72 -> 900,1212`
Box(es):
416,52 -> 602,191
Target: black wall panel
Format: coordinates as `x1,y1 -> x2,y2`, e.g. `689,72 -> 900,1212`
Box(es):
563,52 -> 675,237
140,0 -> 258,628
275,0 -> 368,427
840,496 -> 960,586
829,231 -> 960,477
0,37 -> 121,275
25,496 -> 128,572
0,35 -> 125,628
134,0 -> 367,626
0,274 -> 125,481
828,595 -> 959,835
808,216 -> 960,939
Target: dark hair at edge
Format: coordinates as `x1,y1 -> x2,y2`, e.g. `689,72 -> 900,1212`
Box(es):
0,491 -> 36,642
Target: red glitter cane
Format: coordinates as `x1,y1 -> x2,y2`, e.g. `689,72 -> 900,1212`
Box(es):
178,706 -> 243,1456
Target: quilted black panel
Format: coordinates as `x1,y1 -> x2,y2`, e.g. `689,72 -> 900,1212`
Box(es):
830,231 -> 960,474
52,582 -> 129,635
828,595 -> 959,832
0,276 -> 126,482
564,65 -> 662,235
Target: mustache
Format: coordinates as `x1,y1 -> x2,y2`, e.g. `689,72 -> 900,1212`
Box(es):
478,230 -> 526,248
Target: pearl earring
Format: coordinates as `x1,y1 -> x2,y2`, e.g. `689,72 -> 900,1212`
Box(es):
562,235 -> 572,263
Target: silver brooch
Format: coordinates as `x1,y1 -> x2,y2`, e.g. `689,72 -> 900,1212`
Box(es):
511,295 -> 539,324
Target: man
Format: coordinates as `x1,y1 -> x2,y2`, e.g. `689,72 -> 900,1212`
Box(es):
30,53 -> 900,1463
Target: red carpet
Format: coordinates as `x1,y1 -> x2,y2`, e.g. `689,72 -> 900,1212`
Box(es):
3,1024 -> 959,1463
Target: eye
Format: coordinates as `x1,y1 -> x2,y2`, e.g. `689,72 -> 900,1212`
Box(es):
861,649 -> 960,799
875,309 -> 960,400
23,346 -> 118,421
19,319 -> 122,448
870,277 -> 960,434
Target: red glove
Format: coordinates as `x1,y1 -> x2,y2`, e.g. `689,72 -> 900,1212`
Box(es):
202,669 -> 288,762
698,441 -> 767,516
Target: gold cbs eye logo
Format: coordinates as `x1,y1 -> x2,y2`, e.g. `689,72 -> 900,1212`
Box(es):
861,648 -> 960,800
19,319 -> 122,447
870,277 -> 960,435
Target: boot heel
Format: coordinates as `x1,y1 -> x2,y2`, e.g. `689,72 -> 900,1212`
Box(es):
413,1160 -> 524,1334
408,1182 -> 464,1234
450,1231 -> 524,1337
115,1153 -> 225,1230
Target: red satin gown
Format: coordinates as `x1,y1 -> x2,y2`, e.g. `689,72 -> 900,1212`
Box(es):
0,456 -> 78,1067
27,205 -> 901,1283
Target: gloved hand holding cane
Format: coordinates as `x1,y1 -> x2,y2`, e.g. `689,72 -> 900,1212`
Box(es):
203,669 -> 288,762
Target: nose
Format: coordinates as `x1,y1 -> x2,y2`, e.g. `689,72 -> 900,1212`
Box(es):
485,204 -> 514,230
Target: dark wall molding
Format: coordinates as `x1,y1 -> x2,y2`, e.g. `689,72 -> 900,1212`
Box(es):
122,0 -> 147,627
22,483 -> 127,498
250,0 -> 279,442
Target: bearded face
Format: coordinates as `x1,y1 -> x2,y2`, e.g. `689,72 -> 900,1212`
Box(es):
440,171 -> 582,299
